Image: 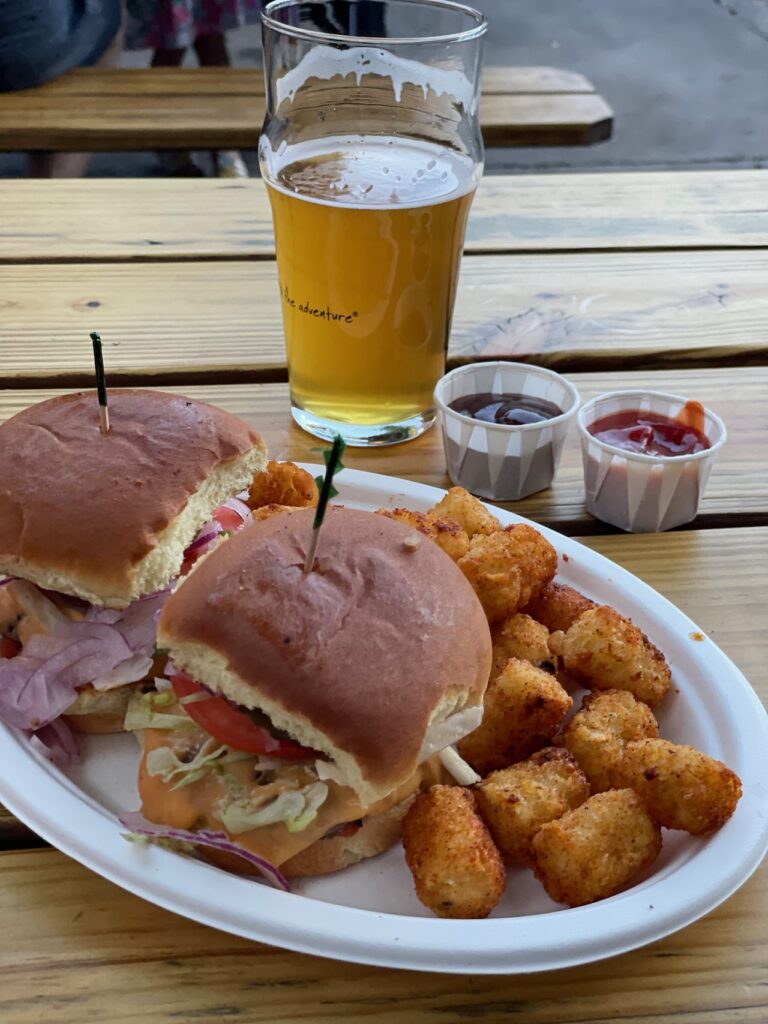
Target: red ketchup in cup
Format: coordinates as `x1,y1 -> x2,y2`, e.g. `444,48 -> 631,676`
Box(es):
577,393 -> 726,533
587,402 -> 711,457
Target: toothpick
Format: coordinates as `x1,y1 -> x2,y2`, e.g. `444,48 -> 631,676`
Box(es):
90,332 -> 110,435
303,434 -> 346,574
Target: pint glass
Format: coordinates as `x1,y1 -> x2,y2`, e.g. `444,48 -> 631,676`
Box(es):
260,0 -> 486,445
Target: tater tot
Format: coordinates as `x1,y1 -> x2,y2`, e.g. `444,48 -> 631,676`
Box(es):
429,517 -> 470,562
249,503 -> 303,522
491,613 -> 551,677
560,690 -> 659,792
549,605 -> 671,707
429,487 -> 501,539
457,532 -> 523,624
247,460 -> 319,510
613,738 -> 742,835
375,508 -> 470,562
530,790 -> 662,907
457,658 -> 572,776
501,524 -> 558,608
402,785 -> 506,919
475,748 -> 590,865
523,581 -> 597,634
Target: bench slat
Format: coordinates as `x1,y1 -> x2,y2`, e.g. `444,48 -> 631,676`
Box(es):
0,66 -> 612,150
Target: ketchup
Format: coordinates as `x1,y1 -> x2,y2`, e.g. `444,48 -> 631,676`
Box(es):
589,405 -> 710,457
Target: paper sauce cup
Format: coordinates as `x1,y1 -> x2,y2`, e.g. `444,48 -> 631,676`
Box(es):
434,362 -> 580,501
577,390 -> 726,533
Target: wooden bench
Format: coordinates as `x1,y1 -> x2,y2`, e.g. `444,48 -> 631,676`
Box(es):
0,65 -> 612,151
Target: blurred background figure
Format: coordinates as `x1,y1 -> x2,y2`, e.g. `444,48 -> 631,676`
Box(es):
0,0 -> 123,177
125,0 -> 262,177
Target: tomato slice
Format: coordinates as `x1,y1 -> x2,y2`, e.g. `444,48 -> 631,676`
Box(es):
0,636 -> 21,659
170,672 -> 317,759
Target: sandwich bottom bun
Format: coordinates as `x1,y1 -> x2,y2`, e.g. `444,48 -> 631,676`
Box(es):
200,797 -> 416,879
62,682 -> 134,735
282,797 -> 416,878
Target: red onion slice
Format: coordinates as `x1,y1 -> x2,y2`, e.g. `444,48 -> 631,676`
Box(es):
29,717 -> 80,767
186,520 -> 225,555
119,811 -> 290,891
221,497 -> 253,525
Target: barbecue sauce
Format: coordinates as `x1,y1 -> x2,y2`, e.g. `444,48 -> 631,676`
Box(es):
588,404 -> 710,457
448,392 -> 562,426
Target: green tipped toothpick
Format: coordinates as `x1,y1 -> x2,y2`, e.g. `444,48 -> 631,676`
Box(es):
90,331 -> 110,435
303,434 -> 346,574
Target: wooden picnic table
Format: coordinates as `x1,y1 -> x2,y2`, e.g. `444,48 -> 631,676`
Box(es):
0,168 -> 766,1024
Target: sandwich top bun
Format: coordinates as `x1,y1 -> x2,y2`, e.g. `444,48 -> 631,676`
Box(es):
0,389 -> 267,608
158,507 -> 492,806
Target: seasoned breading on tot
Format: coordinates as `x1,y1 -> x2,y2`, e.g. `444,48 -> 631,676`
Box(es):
549,605 -> 671,708
457,532 -> 524,624
375,508 -> 469,562
530,789 -> 662,907
523,581 -> 597,634
429,487 -> 501,539
247,460 -> 319,510
491,613 -> 551,677
250,503 -> 303,522
429,516 -> 471,562
501,524 -> 558,608
475,748 -> 589,865
560,690 -> 659,792
457,658 -> 572,776
613,738 -> 742,835
402,785 -> 506,919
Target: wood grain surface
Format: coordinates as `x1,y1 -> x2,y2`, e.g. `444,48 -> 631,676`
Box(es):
2,171 -> 767,264
1,368 -> 765,530
2,249 -> 767,386
10,65 -> 600,97
0,66 -> 611,152
1,527 -> 765,1023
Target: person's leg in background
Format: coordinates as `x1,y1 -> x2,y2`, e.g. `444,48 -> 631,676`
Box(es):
26,10 -> 125,178
193,30 -> 249,178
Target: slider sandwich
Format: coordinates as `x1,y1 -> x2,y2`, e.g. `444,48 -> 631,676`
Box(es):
0,389 -> 266,756
128,506 -> 492,878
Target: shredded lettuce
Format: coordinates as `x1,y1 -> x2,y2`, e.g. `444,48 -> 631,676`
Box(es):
314,759 -> 347,785
217,781 -> 329,835
123,690 -> 195,732
146,737 -> 229,789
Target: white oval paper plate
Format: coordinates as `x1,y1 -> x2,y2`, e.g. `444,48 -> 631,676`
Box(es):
1,467 -> 766,974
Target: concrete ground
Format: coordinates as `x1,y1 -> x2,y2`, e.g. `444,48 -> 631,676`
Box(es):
0,0 -> 766,176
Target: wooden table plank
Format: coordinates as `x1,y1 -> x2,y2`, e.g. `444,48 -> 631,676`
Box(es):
1,250 -> 767,386
1,369 -> 765,531
1,526 -> 765,1022
2,171 -> 767,264
0,845 -> 764,1024
0,66 -> 611,151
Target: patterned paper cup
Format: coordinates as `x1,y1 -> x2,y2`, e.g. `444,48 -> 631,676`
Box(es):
577,390 -> 727,533
433,362 -> 581,501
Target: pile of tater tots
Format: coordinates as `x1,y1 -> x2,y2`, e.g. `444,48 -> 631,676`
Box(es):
380,487 -> 742,918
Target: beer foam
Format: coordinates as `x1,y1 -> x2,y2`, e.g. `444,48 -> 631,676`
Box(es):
276,45 -> 476,112
268,135 -> 478,209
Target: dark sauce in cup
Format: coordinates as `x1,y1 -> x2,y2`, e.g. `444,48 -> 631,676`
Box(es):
448,392 -> 562,426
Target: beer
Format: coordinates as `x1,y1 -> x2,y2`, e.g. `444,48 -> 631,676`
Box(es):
266,136 -> 477,434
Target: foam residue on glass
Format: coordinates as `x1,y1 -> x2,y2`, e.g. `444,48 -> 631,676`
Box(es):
275,44 -> 476,110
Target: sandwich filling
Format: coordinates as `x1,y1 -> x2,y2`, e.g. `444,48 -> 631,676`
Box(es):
126,674 -> 446,867
0,500 -> 251,761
